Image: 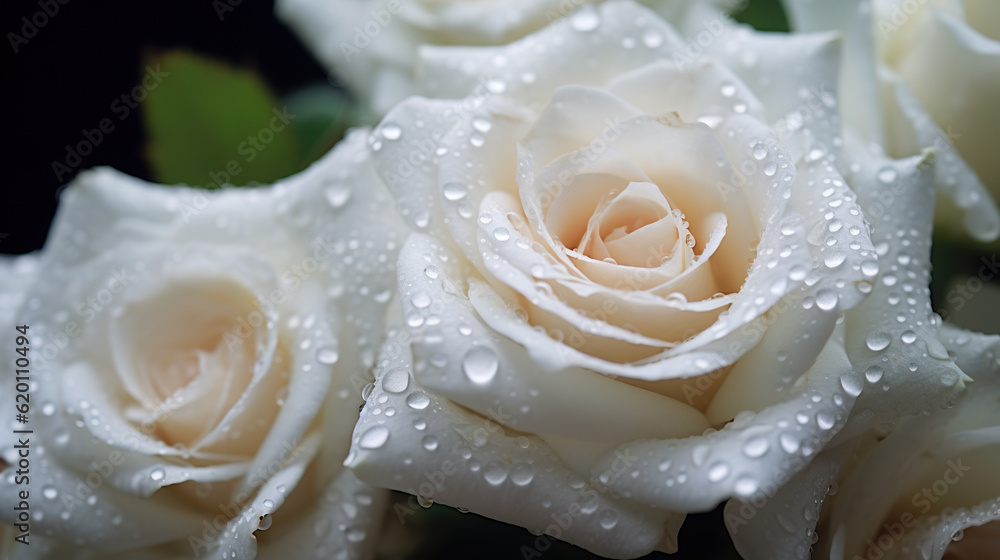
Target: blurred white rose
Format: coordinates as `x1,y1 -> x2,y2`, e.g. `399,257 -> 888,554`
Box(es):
277,0 -> 739,114
0,130 -> 405,559
730,326 -> 1000,560
782,0 -> 1000,241
328,2 -> 973,557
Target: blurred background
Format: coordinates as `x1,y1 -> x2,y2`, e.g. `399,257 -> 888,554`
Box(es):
0,0 -> 994,558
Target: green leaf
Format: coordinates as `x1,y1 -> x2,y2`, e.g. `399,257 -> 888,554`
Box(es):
732,0 -> 790,32
143,51 -> 302,188
284,85 -> 353,165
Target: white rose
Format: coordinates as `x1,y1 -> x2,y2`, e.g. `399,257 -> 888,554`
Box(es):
0,131 -> 405,559
332,2 -> 972,557
782,0 -> 1000,241
728,326 -> 1000,560
276,0 -> 738,114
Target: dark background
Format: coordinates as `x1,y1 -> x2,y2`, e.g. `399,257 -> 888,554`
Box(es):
0,0 -> 329,256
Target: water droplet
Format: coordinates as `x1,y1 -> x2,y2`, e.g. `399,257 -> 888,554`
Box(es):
707,462 -> 730,482
510,463 -> 534,486
317,347 -> 339,365
752,143 -> 768,160
150,468 -> 166,482
816,412 -> 835,430
764,162 -> 777,176
422,435 -> 439,451
462,347 -> 499,384
877,167 -> 898,183
381,367 -> 409,394
411,292 -> 431,309
840,375 -> 863,397
570,5 -> 600,31
734,476 -> 759,496
43,487 -> 58,500
901,330 -> 917,344
380,123 -> 402,141
743,437 -> 770,458
865,365 -> 884,383
866,331 -> 891,352
779,433 -> 800,453
815,289 -> 838,311
359,426 -> 390,449
599,510 -> 618,530
442,182 -> 467,201
720,83 -> 736,97
262,499 -> 274,509
406,392 -> 430,410
472,116 -> 493,133
642,30 -> 663,48
483,461 -> 509,485
493,227 -> 510,242
325,185 -> 352,208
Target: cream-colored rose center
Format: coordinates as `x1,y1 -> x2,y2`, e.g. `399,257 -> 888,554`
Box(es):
110,277 -> 288,453
575,181 -> 694,271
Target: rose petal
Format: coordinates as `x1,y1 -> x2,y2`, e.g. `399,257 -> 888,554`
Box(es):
781,0 -> 885,145
836,147 -> 972,441
689,4 -> 843,164
396,232 -> 710,444
816,327 -> 1000,560
419,2 -> 689,110
882,9 -> 1000,241
345,327 -> 680,559
725,439 -> 859,560
591,330 -> 856,512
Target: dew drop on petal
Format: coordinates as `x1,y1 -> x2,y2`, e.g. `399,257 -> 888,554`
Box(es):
406,392 -> 430,410
380,123 -> 402,141
483,461 -> 509,485
358,426 -> 390,450
325,185 -> 352,208
510,463 -> 535,486
599,510 -> 619,530
442,182 -> 468,201
866,331 -> 891,352
707,462 -> 730,482
865,365 -> 884,383
742,437 -> 770,458
317,347 -> 340,365
381,368 -> 409,394
570,5 -> 600,31
462,347 -> 499,384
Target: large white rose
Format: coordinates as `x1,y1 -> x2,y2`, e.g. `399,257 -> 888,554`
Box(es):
0,130 -> 405,559
329,2 -> 974,557
728,326 -> 1000,560
276,0 -> 738,114
782,0 -> 1000,241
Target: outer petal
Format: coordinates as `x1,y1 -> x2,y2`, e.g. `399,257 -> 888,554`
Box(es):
592,329 -> 857,512
345,326 -> 679,559
816,327 -> 1000,560
836,146 -> 971,442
